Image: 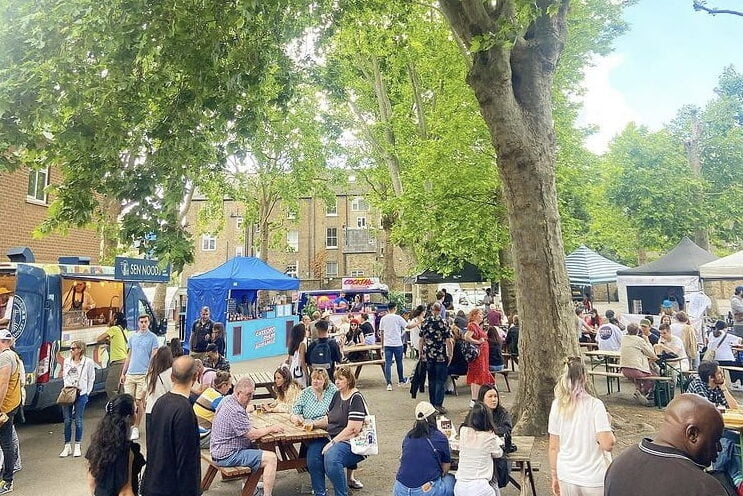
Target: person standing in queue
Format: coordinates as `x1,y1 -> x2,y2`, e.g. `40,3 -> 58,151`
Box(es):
59,340 -> 96,458
190,306 -> 214,361
141,356 -> 201,496
0,330 -> 22,494
120,315 -> 159,441
96,312 -> 130,399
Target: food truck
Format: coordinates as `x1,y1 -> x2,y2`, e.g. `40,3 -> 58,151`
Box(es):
297,277 -> 390,330
0,250 -> 166,413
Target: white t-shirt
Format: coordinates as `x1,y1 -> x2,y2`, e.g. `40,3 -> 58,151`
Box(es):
408,319 -> 421,351
706,332 -> 741,362
597,324 -> 623,351
670,322 -> 685,339
145,367 -> 173,414
379,313 -> 407,347
548,396 -> 612,487
455,426 -> 503,481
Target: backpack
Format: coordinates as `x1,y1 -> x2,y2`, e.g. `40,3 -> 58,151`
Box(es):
309,340 -> 333,369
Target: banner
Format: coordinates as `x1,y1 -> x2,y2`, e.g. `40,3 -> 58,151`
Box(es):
341,277 -> 385,291
114,257 -> 171,283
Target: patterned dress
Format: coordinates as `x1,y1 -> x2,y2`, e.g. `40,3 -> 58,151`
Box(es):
466,322 -> 492,385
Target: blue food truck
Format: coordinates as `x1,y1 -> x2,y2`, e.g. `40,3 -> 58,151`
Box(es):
0,249 -> 165,413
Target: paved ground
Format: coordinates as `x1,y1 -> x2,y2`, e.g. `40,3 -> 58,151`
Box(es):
13,350 -> 727,496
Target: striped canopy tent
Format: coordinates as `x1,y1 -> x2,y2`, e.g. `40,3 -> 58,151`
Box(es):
565,245 -> 629,286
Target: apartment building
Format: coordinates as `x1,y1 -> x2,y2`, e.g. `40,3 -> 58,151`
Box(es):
181,179 -> 413,289
0,166 -> 99,263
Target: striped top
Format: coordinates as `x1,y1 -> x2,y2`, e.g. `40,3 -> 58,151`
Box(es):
193,387 -> 225,429
292,383 -> 338,420
327,390 -> 367,438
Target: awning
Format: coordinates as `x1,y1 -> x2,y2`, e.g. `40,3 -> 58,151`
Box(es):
565,245 -> 628,286
413,262 -> 486,284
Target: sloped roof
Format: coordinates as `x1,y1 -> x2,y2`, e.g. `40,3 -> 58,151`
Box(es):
699,250 -> 743,279
414,262 -> 485,284
565,246 -> 629,285
189,256 -> 300,290
617,237 -> 718,276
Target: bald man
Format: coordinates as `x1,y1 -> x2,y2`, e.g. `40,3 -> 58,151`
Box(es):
605,394 -> 726,495
141,356 -> 201,496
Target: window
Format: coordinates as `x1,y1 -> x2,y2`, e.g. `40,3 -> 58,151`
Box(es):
356,216 -> 367,229
286,262 -> 298,278
235,246 -> 244,257
326,199 -> 338,216
326,227 -> 338,248
287,209 -> 297,220
350,269 -> 364,277
326,261 -> 338,277
235,217 -> 244,231
351,197 -> 369,211
287,230 -> 299,251
27,167 -> 49,204
201,234 -> 216,251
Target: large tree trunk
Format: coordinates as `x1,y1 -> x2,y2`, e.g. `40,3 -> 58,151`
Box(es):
381,214 -> 399,290
152,283 -> 167,322
683,111 -> 710,250
98,197 -> 122,264
440,0 -> 578,435
498,246 -> 518,317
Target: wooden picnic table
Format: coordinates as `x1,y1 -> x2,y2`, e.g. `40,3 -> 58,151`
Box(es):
338,344 -> 384,379
450,435 -> 537,496
233,371 -> 277,400
201,410 -> 328,496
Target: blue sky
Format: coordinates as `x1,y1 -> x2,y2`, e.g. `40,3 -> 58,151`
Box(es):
579,1 -> 743,153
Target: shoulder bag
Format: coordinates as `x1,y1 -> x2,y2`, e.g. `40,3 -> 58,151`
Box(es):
703,331 -> 727,362
349,392 -> 378,456
57,357 -> 84,405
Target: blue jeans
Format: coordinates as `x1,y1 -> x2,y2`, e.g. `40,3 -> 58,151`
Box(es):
384,346 -> 405,385
393,475 -> 455,496
427,361 -> 448,408
306,439 -> 365,496
62,393 -> 89,443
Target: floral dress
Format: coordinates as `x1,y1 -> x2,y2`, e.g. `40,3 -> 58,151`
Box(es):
466,322 -> 492,385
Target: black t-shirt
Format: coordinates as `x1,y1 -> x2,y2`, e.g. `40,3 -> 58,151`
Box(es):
360,321 -> 374,338
141,393 -> 200,496
327,390 -> 367,438
191,319 -> 214,352
307,338 -> 343,379
605,439 -> 727,496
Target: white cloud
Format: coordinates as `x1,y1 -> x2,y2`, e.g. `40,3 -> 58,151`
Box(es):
577,54 -> 639,154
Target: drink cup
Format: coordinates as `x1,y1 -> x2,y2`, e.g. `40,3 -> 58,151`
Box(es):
303,420 -> 314,432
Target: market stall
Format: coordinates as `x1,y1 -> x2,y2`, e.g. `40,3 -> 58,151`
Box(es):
186,257 -> 300,362
565,245 -> 628,303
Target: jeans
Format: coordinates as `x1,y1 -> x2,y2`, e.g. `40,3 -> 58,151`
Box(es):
427,361 -> 448,408
0,408 -> 17,483
62,393 -> 89,443
306,439 -> 365,496
393,475 -> 455,496
384,346 -> 405,385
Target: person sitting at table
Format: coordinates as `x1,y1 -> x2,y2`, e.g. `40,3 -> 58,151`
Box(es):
264,367 -> 301,413
705,320 -> 743,390
393,401 -> 455,496
596,317 -> 623,352
307,319 -> 343,380
655,323 -> 689,372
202,343 -> 230,372
305,367 -> 368,496
576,308 -> 596,343
619,322 -> 659,406
548,357 -> 615,496
487,326 -> 505,373
209,377 -> 284,496
193,371 -> 231,448
62,281 -> 96,312
359,313 -> 375,345
476,385 -> 512,491
454,402 -> 503,496
639,319 -> 659,346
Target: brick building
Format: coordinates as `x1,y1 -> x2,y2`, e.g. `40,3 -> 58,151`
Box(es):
180,177 -> 413,289
0,166 -> 100,263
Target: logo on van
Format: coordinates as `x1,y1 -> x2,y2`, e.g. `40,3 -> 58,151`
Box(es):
11,296 -> 27,340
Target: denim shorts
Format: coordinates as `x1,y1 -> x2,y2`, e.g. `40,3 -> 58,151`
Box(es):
215,449 -> 263,471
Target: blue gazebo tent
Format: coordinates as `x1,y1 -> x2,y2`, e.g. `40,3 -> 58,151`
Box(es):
186,257 -> 300,343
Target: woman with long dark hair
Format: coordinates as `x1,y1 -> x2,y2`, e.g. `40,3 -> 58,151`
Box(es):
287,323 -> 308,387
144,346 -> 173,435
393,401 -> 455,496
455,402 -> 503,496
487,327 -> 504,373
264,367 -> 301,413
477,385 -> 512,490
86,394 -> 145,496
408,305 -> 426,359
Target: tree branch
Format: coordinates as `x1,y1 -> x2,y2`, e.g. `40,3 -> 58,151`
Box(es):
411,0 -> 473,68
693,1 -> 743,16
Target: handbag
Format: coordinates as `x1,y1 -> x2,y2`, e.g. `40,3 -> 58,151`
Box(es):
461,341 -> 480,363
57,386 -> 78,405
349,392 -> 378,456
703,331 -> 727,362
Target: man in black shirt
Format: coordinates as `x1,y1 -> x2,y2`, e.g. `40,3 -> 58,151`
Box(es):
190,306 -> 214,360
307,319 -> 342,379
605,394 -> 727,496
141,356 -> 201,496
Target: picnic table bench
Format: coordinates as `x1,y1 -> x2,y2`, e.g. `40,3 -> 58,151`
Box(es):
233,371 -> 277,399
337,344 -> 384,379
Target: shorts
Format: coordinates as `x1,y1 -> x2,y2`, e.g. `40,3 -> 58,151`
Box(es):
124,374 -> 147,400
215,449 -> 263,471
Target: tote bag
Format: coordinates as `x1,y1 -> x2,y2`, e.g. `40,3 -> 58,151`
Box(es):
349,392 -> 378,456
703,331 -> 727,362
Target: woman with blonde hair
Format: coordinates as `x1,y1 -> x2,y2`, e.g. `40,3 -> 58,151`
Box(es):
548,357 -> 615,496
59,340 -> 96,458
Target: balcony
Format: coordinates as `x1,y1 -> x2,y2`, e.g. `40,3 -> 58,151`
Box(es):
343,228 -> 378,254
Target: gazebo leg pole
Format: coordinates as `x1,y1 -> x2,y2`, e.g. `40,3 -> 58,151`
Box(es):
607,283 -> 610,303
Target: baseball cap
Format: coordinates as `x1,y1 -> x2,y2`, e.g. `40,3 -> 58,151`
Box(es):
605,310 -> 615,319
661,300 -> 673,308
736,286 -> 743,294
0,329 -> 13,340
639,319 -> 651,327
415,401 -> 437,420
205,343 -> 218,353
0,287 -> 10,295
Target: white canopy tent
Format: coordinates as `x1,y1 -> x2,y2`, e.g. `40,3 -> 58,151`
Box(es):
699,250 -> 743,280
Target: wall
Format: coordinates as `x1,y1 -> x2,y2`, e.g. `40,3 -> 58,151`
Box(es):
0,167 -> 99,263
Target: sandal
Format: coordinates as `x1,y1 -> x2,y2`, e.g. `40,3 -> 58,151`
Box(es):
348,478 -> 364,489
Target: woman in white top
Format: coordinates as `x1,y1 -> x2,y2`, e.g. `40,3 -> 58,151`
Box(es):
286,323 -> 308,387
59,340 -> 96,458
144,346 -> 173,435
706,320 -> 743,387
548,357 -> 615,496
408,305 -> 425,359
454,402 -> 504,496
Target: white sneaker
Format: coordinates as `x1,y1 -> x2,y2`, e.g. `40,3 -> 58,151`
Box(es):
469,399 -> 475,408
59,444 -> 71,458
130,427 -> 140,440
386,384 -> 393,391
73,444 -> 82,457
